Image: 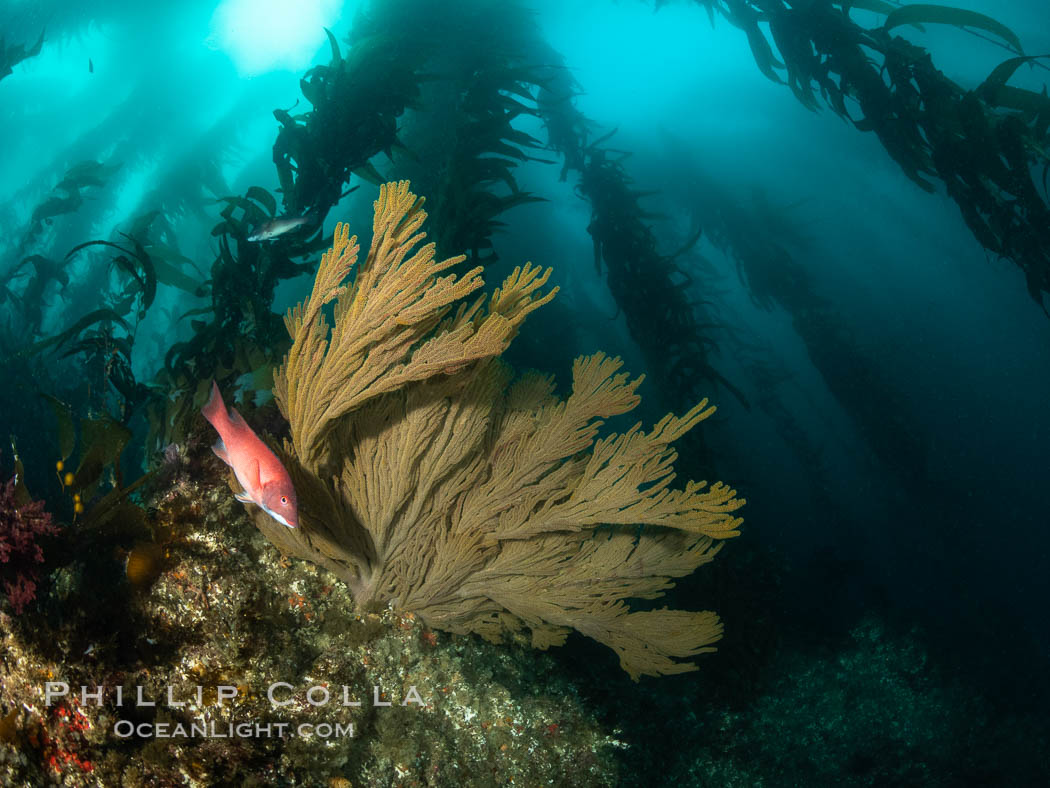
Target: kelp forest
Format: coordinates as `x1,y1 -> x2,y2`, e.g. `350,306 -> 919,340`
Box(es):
1,0 -> 1048,785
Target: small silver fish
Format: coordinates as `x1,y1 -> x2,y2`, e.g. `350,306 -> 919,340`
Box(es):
247,215 -> 310,242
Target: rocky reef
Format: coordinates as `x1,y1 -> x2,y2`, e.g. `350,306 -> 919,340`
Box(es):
0,426 -> 620,786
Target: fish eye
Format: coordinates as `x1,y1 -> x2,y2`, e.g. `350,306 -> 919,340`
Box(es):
281,496 -> 288,505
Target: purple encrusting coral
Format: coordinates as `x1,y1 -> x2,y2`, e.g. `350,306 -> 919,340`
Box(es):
0,469 -> 60,614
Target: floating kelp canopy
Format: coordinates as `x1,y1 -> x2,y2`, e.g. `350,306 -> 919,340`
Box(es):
674,0 -> 1050,310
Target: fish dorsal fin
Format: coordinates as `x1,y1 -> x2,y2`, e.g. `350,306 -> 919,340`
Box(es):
229,407 -> 248,429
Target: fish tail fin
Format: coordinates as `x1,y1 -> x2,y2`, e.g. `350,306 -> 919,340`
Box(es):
201,380 -> 228,429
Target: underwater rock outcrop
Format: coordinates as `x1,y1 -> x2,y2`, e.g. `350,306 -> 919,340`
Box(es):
0,435 -> 620,786
253,181 -> 744,680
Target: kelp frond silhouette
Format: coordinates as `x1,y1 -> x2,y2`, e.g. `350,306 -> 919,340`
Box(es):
252,181 -> 743,679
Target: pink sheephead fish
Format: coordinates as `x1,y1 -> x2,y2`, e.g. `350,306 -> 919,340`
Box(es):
201,381 -> 298,528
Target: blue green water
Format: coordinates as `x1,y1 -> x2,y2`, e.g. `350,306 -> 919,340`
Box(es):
2,1 -> 1049,784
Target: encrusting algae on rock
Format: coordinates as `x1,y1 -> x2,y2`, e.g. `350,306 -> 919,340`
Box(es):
0,432 -> 621,786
